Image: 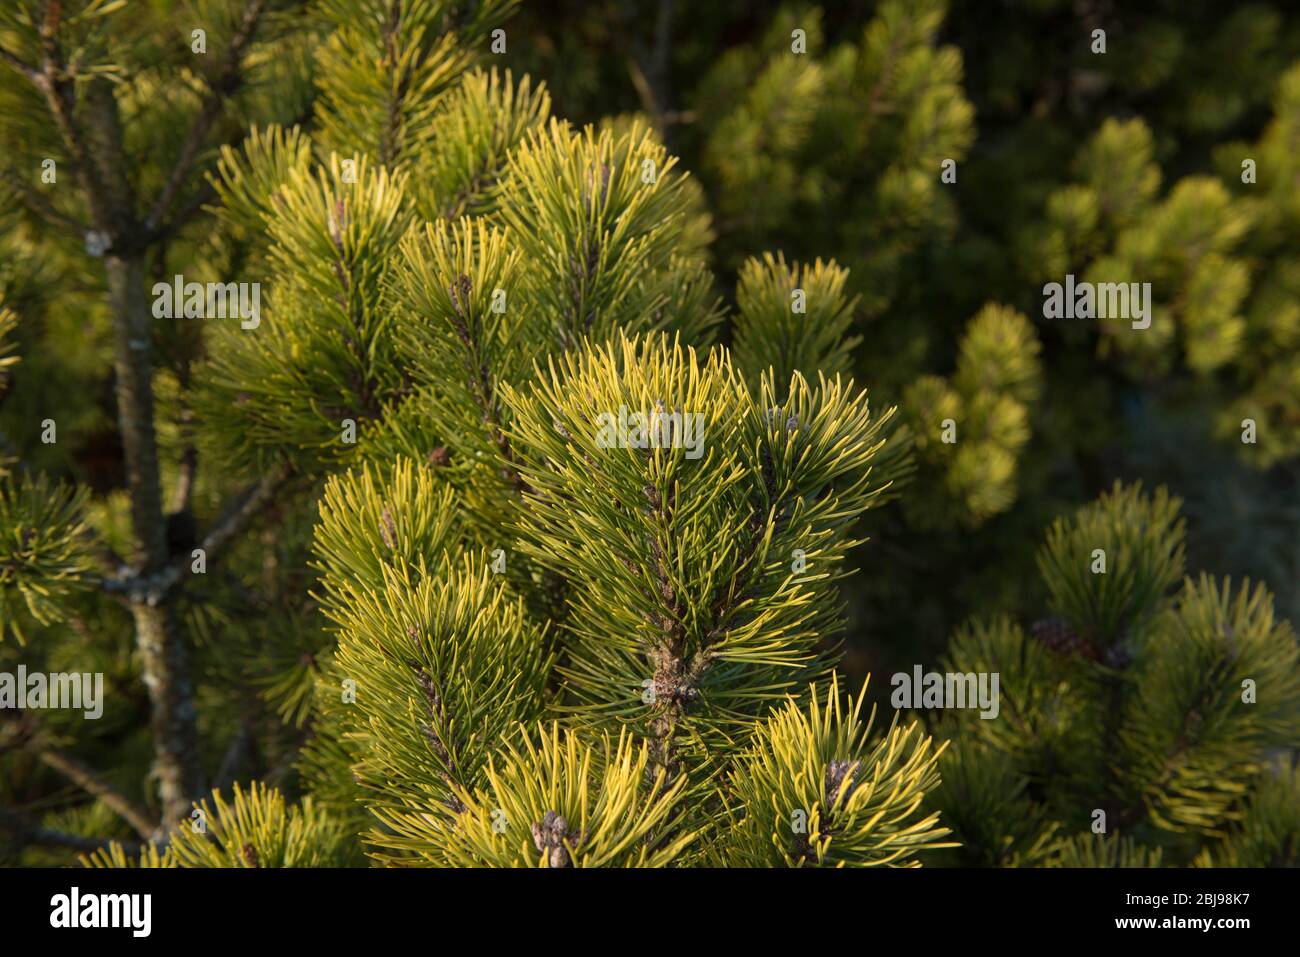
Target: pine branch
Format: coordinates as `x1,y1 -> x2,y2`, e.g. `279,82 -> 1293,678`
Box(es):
144,0 -> 267,234
26,5 -> 120,240
35,747 -> 157,840
32,72 -> 112,228
0,711 -> 157,839
377,0 -> 412,170
153,105 -> 313,243
0,808 -> 142,855
620,0 -> 676,143
0,42 -> 38,82
192,460 -> 292,568
155,180 -> 217,239
102,461 -> 294,604
446,289 -> 529,495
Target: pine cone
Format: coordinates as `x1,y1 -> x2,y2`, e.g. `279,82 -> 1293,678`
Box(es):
1030,617 -> 1101,662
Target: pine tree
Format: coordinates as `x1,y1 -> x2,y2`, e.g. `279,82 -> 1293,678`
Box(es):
925,483 -> 1300,867
0,0 -> 946,867
1,0 -> 1296,872
524,0 -> 1300,647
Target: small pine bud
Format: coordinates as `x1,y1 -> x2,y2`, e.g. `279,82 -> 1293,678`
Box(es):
825,759 -> 860,807
329,200 -> 347,251
449,274 -> 473,316
531,810 -> 584,868
583,163 -> 611,212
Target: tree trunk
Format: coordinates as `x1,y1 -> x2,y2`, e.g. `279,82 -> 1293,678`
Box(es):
105,254 -> 204,831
